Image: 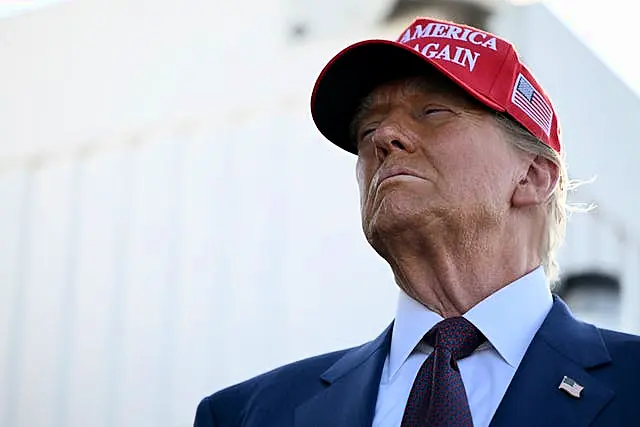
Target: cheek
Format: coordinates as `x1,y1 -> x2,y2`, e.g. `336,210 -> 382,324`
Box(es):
429,147 -> 492,201
455,155 -> 514,201
356,159 -> 377,212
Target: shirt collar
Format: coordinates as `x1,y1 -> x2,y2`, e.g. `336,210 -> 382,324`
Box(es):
388,266 -> 553,378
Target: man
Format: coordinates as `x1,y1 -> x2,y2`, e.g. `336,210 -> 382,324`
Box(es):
194,17 -> 640,427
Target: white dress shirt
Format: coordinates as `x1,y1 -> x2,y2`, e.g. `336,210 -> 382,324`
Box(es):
372,266 -> 553,427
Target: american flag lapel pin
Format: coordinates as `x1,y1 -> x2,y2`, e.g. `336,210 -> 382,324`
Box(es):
558,376 -> 584,398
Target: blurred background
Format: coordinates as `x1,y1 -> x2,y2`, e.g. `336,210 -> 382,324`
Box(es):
0,0 -> 639,426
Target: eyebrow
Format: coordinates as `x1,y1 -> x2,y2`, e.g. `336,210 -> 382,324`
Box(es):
349,94 -> 378,143
348,76 -> 483,146
349,76 -> 445,142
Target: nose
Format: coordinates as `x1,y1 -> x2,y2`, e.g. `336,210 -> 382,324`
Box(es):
372,122 -> 415,159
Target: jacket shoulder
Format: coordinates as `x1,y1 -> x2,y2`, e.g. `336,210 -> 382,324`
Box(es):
599,327 -> 640,359
589,327 -> 640,425
194,347 -> 354,426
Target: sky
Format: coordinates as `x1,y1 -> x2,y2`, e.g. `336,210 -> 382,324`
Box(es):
0,0 -> 637,94
0,0 -> 66,18
544,0 -> 640,95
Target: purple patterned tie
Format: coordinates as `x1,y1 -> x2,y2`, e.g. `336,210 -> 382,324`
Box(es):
401,317 -> 485,427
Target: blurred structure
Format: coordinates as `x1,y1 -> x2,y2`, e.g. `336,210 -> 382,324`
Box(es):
0,0 -> 638,426
387,0 -> 493,28
555,272 -> 622,329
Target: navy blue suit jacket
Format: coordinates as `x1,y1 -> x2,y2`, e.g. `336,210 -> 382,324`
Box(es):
194,297 -> 640,426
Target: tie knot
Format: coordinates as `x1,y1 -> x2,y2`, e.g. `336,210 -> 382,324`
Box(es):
426,317 -> 485,360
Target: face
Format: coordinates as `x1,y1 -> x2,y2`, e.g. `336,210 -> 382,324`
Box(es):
353,75 -> 528,247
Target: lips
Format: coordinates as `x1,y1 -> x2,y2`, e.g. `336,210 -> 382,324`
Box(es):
376,167 -> 425,185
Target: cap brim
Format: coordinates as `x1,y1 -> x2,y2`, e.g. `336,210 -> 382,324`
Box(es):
310,39 -> 503,154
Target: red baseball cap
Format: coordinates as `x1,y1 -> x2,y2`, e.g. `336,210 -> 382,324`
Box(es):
310,17 -> 561,153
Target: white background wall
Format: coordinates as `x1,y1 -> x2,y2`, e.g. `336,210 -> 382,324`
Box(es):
0,1 -> 638,426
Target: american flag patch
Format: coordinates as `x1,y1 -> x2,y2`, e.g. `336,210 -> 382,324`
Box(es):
511,74 -> 553,136
558,376 -> 583,398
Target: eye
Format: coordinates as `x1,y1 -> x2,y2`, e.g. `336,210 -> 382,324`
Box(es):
358,126 -> 377,143
422,107 -> 449,116
361,128 -> 376,138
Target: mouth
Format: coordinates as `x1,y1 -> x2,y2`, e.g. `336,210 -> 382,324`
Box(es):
377,168 -> 424,185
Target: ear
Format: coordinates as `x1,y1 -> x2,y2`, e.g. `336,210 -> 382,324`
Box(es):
511,155 -> 559,208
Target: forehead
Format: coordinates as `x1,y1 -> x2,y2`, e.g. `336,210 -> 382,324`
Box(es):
350,75 -> 482,133
362,75 -> 474,111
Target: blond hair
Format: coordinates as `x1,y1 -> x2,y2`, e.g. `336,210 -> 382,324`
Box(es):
494,113 -> 588,284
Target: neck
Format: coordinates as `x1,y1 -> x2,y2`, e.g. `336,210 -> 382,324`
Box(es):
374,220 -> 541,317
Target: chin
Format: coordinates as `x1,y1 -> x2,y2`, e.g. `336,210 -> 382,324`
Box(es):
364,205 -> 423,244
365,219 -> 413,261
363,188 -> 433,242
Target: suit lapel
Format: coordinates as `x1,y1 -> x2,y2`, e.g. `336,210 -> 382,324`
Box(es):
490,297 -> 614,427
294,324 -> 392,427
